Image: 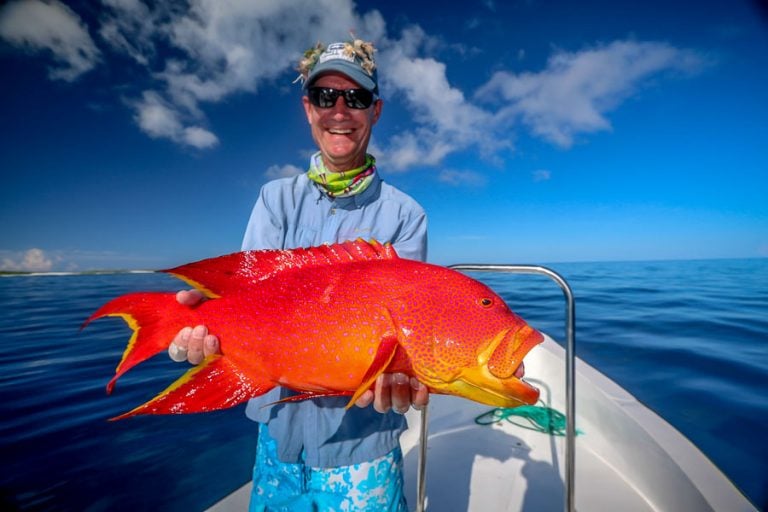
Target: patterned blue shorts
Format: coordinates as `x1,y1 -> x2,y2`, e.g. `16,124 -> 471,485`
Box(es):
249,424 -> 407,512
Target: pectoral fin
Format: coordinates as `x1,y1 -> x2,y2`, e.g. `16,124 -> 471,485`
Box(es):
346,335 -> 400,409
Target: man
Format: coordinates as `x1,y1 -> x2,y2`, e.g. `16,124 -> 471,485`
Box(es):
169,40 -> 428,511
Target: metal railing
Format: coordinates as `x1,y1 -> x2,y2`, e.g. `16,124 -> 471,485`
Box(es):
414,264 -> 576,512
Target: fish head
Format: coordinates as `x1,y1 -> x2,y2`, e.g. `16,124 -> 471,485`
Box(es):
405,269 -> 543,408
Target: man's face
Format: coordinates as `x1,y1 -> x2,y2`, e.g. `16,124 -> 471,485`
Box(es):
302,72 -> 382,172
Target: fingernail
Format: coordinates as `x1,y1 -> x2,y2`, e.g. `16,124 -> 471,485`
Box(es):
180,326 -> 192,342
192,325 -> 206,337
205,336 -> 218,351
410,377 -> 423,390
394,373 -> 409,385
168,343 -> 188,362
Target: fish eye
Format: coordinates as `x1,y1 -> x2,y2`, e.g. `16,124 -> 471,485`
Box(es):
479,298 -> 493,307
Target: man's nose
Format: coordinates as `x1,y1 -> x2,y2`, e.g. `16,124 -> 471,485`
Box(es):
329,96 -> 351,116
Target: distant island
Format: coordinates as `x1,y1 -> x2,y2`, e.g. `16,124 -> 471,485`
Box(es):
0,270 -> 155,276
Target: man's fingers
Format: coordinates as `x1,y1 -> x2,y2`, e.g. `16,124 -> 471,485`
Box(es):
170,290 -> 216,364
410,377 -> 429,410
354,390 -> 374,408
168,326 -> 192,362
168,342 -> 188,362
372,373 -> 427,414
169,327 -> 219,364
203,334 -> 220,357
373,374 -> 392,414
174,326 -> 192,349
176,289 -> 205,307
390,373 -> 411,414
186,325 -> 208,365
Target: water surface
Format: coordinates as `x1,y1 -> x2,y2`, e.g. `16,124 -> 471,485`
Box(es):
1,258 -> 766,510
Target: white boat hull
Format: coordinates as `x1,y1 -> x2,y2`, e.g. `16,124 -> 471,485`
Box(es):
208,335 -> 755,511
400,335 -> 755,511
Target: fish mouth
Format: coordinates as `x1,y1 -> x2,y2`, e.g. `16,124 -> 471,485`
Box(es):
433,326 -> 543,408
449,366 -> 540,408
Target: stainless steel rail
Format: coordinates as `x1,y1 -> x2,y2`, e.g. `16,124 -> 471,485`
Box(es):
414,264 -> 576,512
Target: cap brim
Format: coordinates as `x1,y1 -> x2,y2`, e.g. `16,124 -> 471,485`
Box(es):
305,60 -> 377,93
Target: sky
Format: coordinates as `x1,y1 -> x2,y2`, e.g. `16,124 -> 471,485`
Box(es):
1,0 -> 767,271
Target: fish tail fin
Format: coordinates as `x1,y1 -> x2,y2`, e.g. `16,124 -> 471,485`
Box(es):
82,292 -> 193,394
110,355 -> 271,420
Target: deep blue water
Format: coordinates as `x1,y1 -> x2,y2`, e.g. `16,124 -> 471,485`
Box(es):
1,258 -> 766,511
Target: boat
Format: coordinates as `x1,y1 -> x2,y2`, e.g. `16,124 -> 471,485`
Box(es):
207,265 -> 756,511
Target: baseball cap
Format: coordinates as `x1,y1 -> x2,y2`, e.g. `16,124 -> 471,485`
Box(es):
300,41 -> 378,94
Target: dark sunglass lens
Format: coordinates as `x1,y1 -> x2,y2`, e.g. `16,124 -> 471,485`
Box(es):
309,87 -> 336,108
344,89 -> 374,109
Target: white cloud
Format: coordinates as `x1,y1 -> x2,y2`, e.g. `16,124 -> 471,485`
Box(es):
476,40 -> 706,147
101,0 -> 386,148
133,91 -> 183,139
438,169 -> 487,187
2,1 -> 706,167
0,0 -> 101,81
386,55 -> 488,135
0,248 -> 173,272
375,26 -> 499,172
1,248 -> 53,272
98,0 -> 156,66
371,37 -> 703,175
183,126 -> 219,149
133,90 -> 219,149
533,169 -> 551,182
265,163 -> 304,179
370,130 -> 454,171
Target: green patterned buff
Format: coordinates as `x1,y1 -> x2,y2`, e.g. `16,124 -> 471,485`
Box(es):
307,152 -> 376,198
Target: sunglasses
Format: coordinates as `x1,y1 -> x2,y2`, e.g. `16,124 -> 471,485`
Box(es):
307,87 -> 376,110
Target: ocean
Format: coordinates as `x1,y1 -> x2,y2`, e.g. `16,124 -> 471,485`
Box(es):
1,258 -> 766,511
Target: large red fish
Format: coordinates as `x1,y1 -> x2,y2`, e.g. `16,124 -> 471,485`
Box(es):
85,240 -> 543,420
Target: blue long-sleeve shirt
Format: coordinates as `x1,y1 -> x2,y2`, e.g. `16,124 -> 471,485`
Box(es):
241,171 -> 427,467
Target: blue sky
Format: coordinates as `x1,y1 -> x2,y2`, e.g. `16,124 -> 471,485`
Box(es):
1,0 -> 766,271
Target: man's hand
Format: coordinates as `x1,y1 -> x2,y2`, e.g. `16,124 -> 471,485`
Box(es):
354,362 -> 526,414
354,373 -> 429,414
167,289 -> 220,365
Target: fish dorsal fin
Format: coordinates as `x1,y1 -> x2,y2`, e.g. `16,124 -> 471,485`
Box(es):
164,239 -> 398,297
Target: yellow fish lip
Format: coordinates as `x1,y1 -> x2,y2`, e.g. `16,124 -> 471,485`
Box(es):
449,366 -> 541,408
424,326 -> 543,408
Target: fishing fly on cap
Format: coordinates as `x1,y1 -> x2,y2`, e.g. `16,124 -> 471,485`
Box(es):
297,40 -> 378,94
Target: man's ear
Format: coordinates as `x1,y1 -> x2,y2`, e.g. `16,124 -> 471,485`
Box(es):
371,98 -> 383,125
302,95 -> 313,124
